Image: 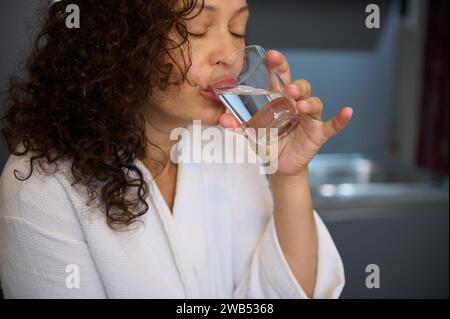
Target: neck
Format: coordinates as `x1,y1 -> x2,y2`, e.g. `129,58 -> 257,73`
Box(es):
139,108 -> 187,176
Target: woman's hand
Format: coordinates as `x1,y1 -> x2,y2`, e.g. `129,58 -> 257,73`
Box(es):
219,50 -> 353,177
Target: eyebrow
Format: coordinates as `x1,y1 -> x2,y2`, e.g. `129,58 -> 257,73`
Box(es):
195,4 -> 249,18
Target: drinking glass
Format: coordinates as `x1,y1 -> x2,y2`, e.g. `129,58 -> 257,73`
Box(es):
209,45 -> 300,144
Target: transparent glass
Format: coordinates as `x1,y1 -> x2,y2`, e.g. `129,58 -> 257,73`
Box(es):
210,45 -> 300,144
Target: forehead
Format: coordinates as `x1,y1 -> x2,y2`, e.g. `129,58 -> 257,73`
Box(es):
193,0 -> 249,17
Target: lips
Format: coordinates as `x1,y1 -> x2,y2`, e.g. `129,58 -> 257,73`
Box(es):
201,78 -> 237,102
210,78 -> 237,91
201,89 -> 221,102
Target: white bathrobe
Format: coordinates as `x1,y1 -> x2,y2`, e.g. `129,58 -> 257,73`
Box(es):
0,126 -> 345,299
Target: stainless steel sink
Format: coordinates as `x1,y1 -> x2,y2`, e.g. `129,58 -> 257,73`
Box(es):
308,153 -> 449,208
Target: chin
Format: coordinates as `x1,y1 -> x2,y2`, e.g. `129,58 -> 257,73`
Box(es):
198,101 -> 227,126
200,112 -> 224,126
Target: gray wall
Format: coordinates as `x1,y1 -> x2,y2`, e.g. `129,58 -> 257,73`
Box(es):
0,0 -> 44,171
247,0 -> 399,157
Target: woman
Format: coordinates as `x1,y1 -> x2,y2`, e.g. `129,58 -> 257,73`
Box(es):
0,0 -> 353,298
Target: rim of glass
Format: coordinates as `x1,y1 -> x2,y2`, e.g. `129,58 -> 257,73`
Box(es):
210,44 -> 269,90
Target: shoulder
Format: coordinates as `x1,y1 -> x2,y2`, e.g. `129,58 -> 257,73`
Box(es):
0,150 -> 85,231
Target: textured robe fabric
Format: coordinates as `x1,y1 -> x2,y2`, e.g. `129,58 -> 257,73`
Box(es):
0,126 -> 345,299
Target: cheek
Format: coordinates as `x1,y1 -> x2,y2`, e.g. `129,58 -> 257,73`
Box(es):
185,59 -> 208,88
150,83 -> 199,113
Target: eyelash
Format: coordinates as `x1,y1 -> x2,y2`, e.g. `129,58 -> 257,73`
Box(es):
232,33 -> 246,39
189,32 -> 245,39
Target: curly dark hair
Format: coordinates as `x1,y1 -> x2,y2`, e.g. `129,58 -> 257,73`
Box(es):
1,0 -> 204,229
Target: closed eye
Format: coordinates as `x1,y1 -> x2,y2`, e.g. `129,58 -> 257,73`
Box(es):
231,32 -> 246,38
189,32 -> 207,38
188,32 -> 245,39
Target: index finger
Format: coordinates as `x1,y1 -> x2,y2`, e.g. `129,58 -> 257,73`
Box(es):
265,50 -> 292,85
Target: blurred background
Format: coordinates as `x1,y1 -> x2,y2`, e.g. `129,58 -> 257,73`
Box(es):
0,0 -> 448,298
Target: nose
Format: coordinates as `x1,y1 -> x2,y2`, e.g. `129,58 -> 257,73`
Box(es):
209,34 -> 242,66
210,48 -> 237,67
